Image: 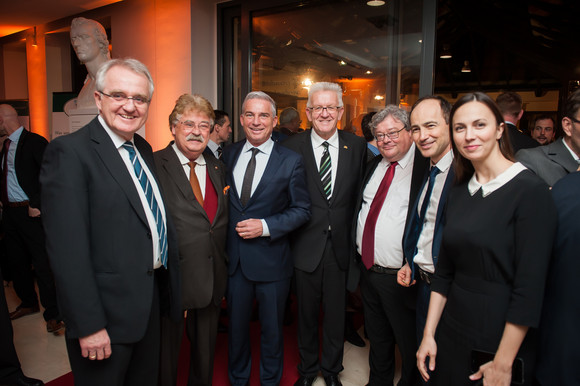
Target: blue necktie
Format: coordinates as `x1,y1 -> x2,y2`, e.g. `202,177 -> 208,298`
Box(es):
418,166 -> 440,225
122,141 -> 168,268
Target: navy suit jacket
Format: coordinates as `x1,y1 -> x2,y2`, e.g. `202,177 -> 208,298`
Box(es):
222,139 -> 311,282
402,164 -> 455,280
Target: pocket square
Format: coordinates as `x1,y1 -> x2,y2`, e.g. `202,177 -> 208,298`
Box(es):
223,185 -> 230,195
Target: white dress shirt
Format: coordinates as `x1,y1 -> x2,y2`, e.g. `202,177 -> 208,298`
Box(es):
206,140 -> 220,159
99,116 -> 167,269
232,138 -> 274,236
310,129 -> 339,196
4,126 -> 29,202
413,150 -> 453,273
171,142 -> 207,199
356,144 -> 416,268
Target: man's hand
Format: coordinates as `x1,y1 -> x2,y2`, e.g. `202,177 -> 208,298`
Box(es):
28,207 -> 41,218
79,328 -> 112,360
397,263 -> 415,287
236,219 -> 263,239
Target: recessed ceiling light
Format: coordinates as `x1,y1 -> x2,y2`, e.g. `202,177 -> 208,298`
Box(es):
461,60 -> 471,73
366,70 -> 372,74
339,60 -> 347,66
367,0 -> 386,6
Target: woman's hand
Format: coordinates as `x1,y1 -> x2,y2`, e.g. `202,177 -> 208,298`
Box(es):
416,335 -> 437,382
469,359 -> 512,386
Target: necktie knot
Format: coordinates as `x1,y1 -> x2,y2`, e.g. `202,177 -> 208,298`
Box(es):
322,141 -> 329,150
429,165 -> 440,178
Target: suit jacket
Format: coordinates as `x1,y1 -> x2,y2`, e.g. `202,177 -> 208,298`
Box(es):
402,164 -> 455,280
348,146 -> 429,291
536,172 -> 580,385
507,123 -> 538,153
222,140 -> 311,282
40,117 -> 181,342
154,144 -> 228,309
0,129 -> 48,209
516,137 -> 578,186
283,130 -> 367,272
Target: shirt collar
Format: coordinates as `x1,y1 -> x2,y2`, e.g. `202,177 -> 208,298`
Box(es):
468,162 -> 527,197
381,142 -> 416,169
8,126 -> 24,142
310,128 -> 339,149
433,149 -> 453,173
562,137 -> 580,162
99,115 -> 132,149
243,137 -> 274,155
171,142 -> 206,166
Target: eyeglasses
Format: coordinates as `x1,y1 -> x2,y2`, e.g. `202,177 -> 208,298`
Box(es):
308,106 -> 342,114
178,120 -> 211,131
99,91 -> 150,106
375,127 -> 406,142
569,116 -> 580,124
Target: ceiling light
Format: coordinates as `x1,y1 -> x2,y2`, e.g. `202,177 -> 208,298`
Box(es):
440,44 -> 452,59
366,70 -> 372,75
374,95 -> 384,101
367,0 -> 386,6
461,60 -> 471,73
338,60 -> 347,66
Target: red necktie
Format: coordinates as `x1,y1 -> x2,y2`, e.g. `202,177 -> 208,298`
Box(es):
1,139 -> 11,206
361,161 -> 398,269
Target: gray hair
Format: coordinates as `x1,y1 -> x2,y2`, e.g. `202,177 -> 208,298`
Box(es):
95,58 -> 155,99
71,17 -> 111,59
307,82 -> 343,108
242,91 -> 276,116
279,107 -> 299,125
370,105 -> 410,135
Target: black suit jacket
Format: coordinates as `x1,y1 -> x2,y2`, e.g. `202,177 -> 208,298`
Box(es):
348,146 -> 429,290
40,117 -> 181,342
0,128 -> 48,209
154,144 -> 228,309
507,123 -> 538,153
283,130 -> 367,272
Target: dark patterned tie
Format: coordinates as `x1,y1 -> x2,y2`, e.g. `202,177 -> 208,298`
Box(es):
319,141 -> 332,200
217,145 -> 223,160
122,141 -> 168,268
240,148 -> 259,206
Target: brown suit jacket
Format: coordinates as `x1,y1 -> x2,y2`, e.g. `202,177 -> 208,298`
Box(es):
154,144 -> 228,309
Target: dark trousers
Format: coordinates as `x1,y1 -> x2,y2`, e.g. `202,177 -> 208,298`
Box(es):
227,266 -> 291,386
159,302 -> 220,386
2,206 -> 59,321
360,263 -> 418,386
0,268 -> 24,383
66,275 -> 161,386
295,238 -> 345,377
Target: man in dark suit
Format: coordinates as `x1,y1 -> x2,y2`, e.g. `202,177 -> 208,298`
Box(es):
155,94 -> 228,386
535,171 -> 580,385
0,104 -> 62,333
40,58 -> 181,386
397,96 -> 454,382
283,82 -> 367,386
354,105 -> 428,385
517,89 -> 580,186
223,91 -> 311,386
495,91 -> 538,152
205,109 -> 231,160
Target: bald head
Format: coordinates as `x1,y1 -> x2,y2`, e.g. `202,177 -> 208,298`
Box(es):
0,104 -> 20,136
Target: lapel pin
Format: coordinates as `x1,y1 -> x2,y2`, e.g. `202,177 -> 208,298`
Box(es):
344,145 -> 348,149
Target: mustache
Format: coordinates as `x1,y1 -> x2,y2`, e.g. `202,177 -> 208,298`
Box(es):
186,133 -> 204,142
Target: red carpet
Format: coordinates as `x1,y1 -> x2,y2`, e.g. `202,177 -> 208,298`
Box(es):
47,314 -> 301,386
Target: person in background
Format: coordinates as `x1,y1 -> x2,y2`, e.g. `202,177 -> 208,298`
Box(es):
361,111 -> 379,160
530,115 -> 556,145
417,92 -> 556,385
278,107 -> 302,136
496,91 -> 538,152
205,109 -> 231,160
156,94 -> 228,386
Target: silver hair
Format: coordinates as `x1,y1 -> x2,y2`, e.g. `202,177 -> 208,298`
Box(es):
370,105 -> 410,135
279,107 -> 299,125
307,82 -> 343,108
95,58 -> 155,99
242,91 -> 276,116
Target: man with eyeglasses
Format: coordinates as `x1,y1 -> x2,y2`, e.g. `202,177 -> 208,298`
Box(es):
283,82 -> 367,386
154,94 -> 228,386
40,58 -> 181,386
223,91 -> 311,386
354,105 -> 428,385
517,89 -> 580,186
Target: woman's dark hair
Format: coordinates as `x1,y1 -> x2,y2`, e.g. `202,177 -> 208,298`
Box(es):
450,92 -> 514,184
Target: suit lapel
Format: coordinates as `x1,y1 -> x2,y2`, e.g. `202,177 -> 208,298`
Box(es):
333,132 -> 351,202
248,142 -> 281,204
300,134 -> 327,199
547,139 -> 578,173
89,120 -> 149,227
206,156 -> 226,225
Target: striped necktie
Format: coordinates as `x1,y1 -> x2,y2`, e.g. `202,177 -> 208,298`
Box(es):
122,141 -> 168,268
319,141 -> 332,200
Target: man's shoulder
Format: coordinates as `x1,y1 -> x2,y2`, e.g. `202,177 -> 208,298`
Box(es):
282,130 -> 309,149
21,129 -> 48,145
338,130 -> 366,146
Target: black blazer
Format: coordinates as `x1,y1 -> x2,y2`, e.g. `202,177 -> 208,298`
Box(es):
40,117 -> 181,342
283,130 -> 367,272
0,128 -> 48,209
154,145 -> 228,309
507,123 -> 538,153
347,146 -> 428,290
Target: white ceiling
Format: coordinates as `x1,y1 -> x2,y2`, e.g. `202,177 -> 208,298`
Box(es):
0,0 -> 122,38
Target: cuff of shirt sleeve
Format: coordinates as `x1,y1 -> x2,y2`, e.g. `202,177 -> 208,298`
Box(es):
261,219 -> 270,237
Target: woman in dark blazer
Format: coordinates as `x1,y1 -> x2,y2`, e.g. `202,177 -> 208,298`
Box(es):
416,92 -> 557,385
